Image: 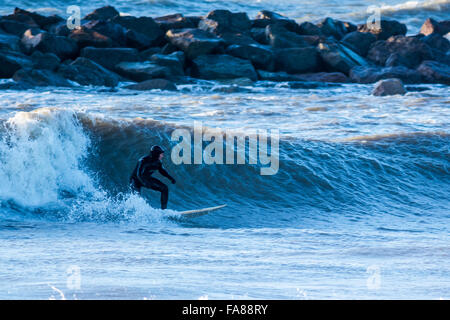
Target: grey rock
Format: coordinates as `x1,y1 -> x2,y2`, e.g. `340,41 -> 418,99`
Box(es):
341,31 -> 376,56
295,72 -> 349,83
69,27 -> 112,48
0,31 -> 20,51
358,19 -> 407,40
367,35 -> 434,68
124,78 -> 177,91
149,52 -> 185,76
349,65 -> 422,84
58,57 -> 120,87
30,51 -> 60,71
191,54 -> 257,81
199,10 -> 251,34
226,44 -> 273,70
84,6 -> 119,21
115,61 -> 172,82
265,23 -> 309,48
13,8 -> 63,30
417,60 -> 450,84
256,70 -> 303,81
0,50 -> 32,78
274,47 -> 318,74
80,47 -> 140,70
420,18 -> 450,36
13,68 -> 72,87
112,16 -> 164,49
317,40 -> 369,74
166,28 -> 225,59
372,78 -> 406,96
155,14 -> 201,32
317,17 -> 348,40
21,29 -> 78,60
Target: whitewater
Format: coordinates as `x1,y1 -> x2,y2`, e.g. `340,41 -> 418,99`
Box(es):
0,0 -> 449,299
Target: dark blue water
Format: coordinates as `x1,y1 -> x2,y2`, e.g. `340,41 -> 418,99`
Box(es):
0,84 -> 448,299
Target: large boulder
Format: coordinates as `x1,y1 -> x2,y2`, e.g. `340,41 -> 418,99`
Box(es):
83,6 -> 120,21
154,14 -> 201,31
0,50 -> 32,78
191,54 -> 257,80
13,68 -> 72,87
165,28 -> 225,59
252,10 -> 300,33
199,10 -> 251,35
80,20 -> 127,47
30,51 -> 60,71
69,27 -> 113,48
218,32 -> 259,46
149,52 -> 185,76
250,27 -> 269,44
273,47 -> 318,74
420,18 -> 450,36
341,31 -> 376,56
115,61 -> 172,82
298,22 -> 323,36
295,72 -> 349,83
367,35 -> 434,68
124,78 -> 177,91
58,57 -> 120,87
372,78 -> 406,96
47,20 -> 70,37
80,47 -> 140,70
13,8 -> 63,30
420,33 -> 450,53
317,40 -> 369,74
417,60 -> 450,84
21,29 -> 78,60
256,70 -> 303,81
0,13 -> 39,36
112,16 -> 164,49
225,44 -> 273,70
358,19 -> 407,40
0,31 -> 20,51
317,17 -> 348,40
349,65 -> 422,84
265,23 -> 309,48
287,81 -> 341,89
254,10 -> 291,22
139,47 -> 162,60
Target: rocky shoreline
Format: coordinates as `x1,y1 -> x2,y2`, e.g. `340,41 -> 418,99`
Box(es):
0,6 -> 449,93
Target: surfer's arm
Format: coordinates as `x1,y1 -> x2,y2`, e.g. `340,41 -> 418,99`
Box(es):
158,163 -> 176,184
136,158 -> 149,182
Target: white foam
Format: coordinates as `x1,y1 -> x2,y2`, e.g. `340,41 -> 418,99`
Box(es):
0,107 -> 178,224
0,108 -> 97,208
378,0 -> 450,14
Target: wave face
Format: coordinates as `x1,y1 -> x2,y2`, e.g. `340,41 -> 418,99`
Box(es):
0,0 -> 448,34
1,108 -> 448,228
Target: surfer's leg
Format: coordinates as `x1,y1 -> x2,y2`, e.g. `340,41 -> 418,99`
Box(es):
129,177 -> 142,194
146,178 -> 169,209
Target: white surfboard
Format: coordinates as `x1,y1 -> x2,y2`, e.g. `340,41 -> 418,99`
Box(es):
178,204 -> 227,218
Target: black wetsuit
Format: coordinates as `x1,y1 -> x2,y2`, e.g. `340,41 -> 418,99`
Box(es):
130,154 -> 175,209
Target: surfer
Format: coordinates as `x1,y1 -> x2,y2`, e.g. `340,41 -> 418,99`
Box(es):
130,145 -> 176,209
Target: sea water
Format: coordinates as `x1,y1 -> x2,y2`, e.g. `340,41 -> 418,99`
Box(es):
0,0 -> 449,299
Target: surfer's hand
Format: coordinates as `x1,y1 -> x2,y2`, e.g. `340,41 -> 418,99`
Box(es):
170,178 -> 176,184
